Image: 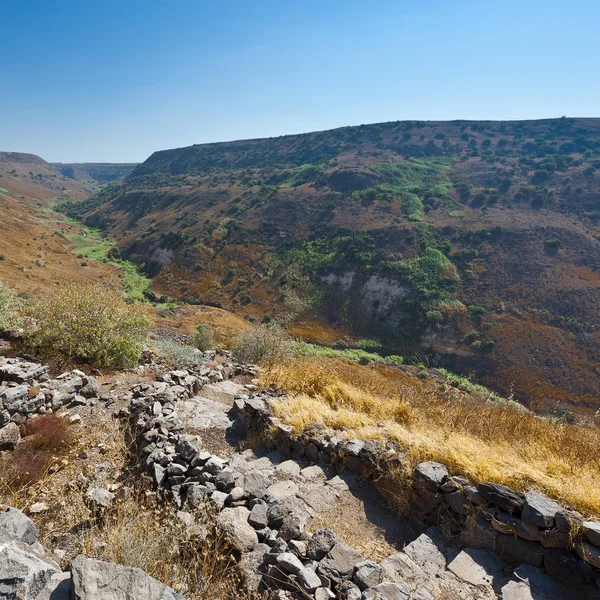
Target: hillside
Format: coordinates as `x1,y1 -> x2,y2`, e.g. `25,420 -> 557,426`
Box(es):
52,162 -> 138,187
67,118 -> 600,415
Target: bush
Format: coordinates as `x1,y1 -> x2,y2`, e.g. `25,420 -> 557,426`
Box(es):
0,278 -> 22,332
188,324 -> 214,351
232,325 -> 292,365
24,283 -> 150,368
152,339 -> 206,369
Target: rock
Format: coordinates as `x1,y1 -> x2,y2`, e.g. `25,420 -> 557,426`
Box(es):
402,531 -> 447,579
248,502 -> 269,529
276,552 -> 305,574
522,491 -> 563,528
79,377 -> 100,398
361,582 -> 411,600
210,490 -> 228,510
175,438 -> 199,463
575,541 -> 600,569
446,548 -> 504,587
228,486 -> 246,503
491,511 -> 540,541
495,534 -> 543,567
539,529 -> 569,549
70,554 -> 184,599
289,539 -> 306,557
307,528 -> 338,561
239,544 -> 269,593
543,547 -> 599,592
555,510 -> 582,534
339,581 -> 362,600
413,462 -> 448,491
86,487 -> 116,509
275,460 -> 302,478
35,571 -> 72,600
0,507 -> 38,545
478,482 -> 524,514
315,587 -> 335,600
217,507 -> 258,552
0,422 -> 20,449
266,480 -> 299,501
0,540 -> 61,599
68,414 -> 82,425
318,542 -> 364,581
353,560 -> 387,590
204,456 -> 227,475
72,395 -> 88,407
215,470 -> 236,492
29,502 -> 50,514
582,521 -> 600,547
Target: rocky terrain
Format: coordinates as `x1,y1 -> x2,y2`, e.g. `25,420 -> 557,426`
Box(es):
65,118 -> 600,415
51,162 -> 138,187
1,352 -> 599,599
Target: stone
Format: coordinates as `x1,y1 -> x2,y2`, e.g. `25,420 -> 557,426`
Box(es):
275,460 -> 302,478
361,582 -> 411,600
175,438 -> 199,463
239,544 -> 269,593
401,531 -> 447,579
522,491 -> 563,528
446,548 -> 504,587
86,487 -> 115,509
266,480 -> 299,501
575,541 -> 600,569
204,456 -> 227,474
582,521 -> 600,547
353,560 -> 386,590
248,502 -> 269,529
0,421 -> 20,449
210,490 -> 228,510
0,507 -> 38,545
35,571 -> 72,600
314,587 -> 335,600
79,377 -> 100,398
307,528 -> 338,561
555,510 -> 582,534
543,547 -> 599,592
491,511 -> 540,541
495,534 -> 543,567
289,539 -> 306,556
413,462 -> 448,492
0,540 -> 61,599
215,470 -> 236,492
29,502 -> 50,514
70,554 -> 184,599
539,529 -> 569,549
327,474 -> 352,493
276,552 -> 305,574
217,507 -> 258,552
300,465 -> 326,482
339,581 -> 362,600
318,542 -> 364,581
478,482 -> 524,514
512,563 -> 577,600
228,486 -> 246,503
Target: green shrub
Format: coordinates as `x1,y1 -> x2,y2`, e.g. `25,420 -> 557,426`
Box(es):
0,278 -> 22,332
24,283 -> 150,368
188,324 -> 214,351
232,325 -> 292,365
152,339 -> 206,369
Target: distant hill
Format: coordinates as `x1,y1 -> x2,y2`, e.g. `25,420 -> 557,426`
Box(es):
52,162 -> 138,187
66,118 -> 600,414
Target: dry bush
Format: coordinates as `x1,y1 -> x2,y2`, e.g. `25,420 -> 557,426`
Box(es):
232,324 -> 293,365
24,282 -> 150,368
262,356 -> 600,517
0,414 -> 76,494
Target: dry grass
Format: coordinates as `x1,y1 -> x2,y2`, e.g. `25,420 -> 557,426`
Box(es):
262,357 -> 600,518
82,496 -> 248,600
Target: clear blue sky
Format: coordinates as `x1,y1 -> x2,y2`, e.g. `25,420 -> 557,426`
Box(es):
2,0 -> 599,162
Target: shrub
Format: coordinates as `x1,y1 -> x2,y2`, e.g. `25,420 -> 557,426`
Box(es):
188,324 -> 214,351
24,283 -> 150,368
0,278 -> 22,332
232,324 -> 292,365
152,339 -> 206,369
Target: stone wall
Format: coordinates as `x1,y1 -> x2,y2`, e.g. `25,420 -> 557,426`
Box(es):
235,392 -> 600,595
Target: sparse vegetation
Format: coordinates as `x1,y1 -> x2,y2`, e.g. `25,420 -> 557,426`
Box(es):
0,278 -> 22,332
23,282 -> 150,368
232,324 -> 293,364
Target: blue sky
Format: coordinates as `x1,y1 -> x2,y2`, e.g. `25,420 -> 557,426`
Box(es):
2,0 -> 599,162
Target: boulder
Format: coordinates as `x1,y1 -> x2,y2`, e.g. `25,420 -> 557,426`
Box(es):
217,507 -> 258,552
70,555 -> 184,599
0,422 -> 20,450
0,506 -> 38,545
582,521 -> 600,547
297,567 -> 322,592
495,534 -> 543,567
276,552 -> 304,575
248,502 -> 269,529
0,540 -> 61,599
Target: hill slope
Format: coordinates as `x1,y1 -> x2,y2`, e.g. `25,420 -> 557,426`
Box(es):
68,118 -> 600,414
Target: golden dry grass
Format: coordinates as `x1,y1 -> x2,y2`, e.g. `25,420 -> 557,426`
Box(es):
261,357 -> 600,518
